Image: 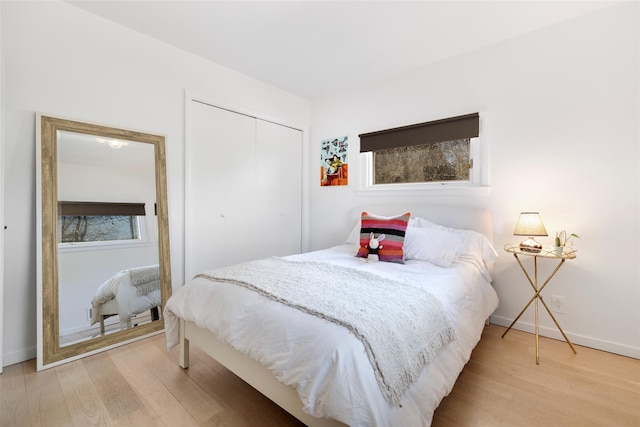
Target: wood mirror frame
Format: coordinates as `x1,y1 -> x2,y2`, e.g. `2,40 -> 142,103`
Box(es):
36,114 -> 172,370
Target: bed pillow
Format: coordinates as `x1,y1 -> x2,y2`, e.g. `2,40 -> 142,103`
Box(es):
346,220 -> 361,245
456,230 -> 499,281
410,216 -> 441,229
356,211 -> 410,263
411,216 -> 499,279
403,225 -> 466,267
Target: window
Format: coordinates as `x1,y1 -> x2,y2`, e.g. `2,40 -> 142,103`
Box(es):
57,201 -> 146,244
359,113 -> 484,189
373,139 -> 470,184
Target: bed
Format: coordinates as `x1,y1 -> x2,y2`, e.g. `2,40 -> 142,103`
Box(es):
90,264 -> 162,334
164,206 -> 499,426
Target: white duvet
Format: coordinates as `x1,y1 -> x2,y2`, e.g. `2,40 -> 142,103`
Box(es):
91,269 -> 161,328
165,244 -> 499,426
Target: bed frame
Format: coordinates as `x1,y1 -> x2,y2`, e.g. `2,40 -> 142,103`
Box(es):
98,301 -> 160,334
178,205 -> 494,426
179,319 -> 346,427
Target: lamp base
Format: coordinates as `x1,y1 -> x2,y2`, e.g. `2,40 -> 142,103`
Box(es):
520,237 -> 542,253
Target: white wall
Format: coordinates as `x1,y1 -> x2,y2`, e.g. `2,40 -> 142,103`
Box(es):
0,0 -> 4,372
309,2 -> 639,357
1,1 -> 310,365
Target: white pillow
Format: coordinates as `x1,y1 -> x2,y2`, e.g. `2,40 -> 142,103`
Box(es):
346,220 -> 361,245
410,216 -> 441,229
404,225 -> 466,267
411,216 -> 499,279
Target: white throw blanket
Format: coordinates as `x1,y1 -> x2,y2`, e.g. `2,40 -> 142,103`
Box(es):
129,265 -> 160,296
196,257 -> 455,406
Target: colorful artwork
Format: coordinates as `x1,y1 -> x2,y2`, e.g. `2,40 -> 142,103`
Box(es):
320,136 -> 348,186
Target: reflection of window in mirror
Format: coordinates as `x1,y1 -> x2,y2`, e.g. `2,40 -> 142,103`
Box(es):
59,215 -> 142,242
57,201 -> 147,243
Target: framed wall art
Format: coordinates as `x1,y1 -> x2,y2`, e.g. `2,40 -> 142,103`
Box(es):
320,136 -> 348,187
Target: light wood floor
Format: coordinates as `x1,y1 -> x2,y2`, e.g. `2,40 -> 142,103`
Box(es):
1,325 -> 638,426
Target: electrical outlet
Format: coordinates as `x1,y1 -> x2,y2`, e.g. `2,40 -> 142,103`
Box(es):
551,295 -> 565,314
86,307 -> 93,322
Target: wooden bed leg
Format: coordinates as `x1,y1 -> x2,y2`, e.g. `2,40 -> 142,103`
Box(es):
179,319 -> 190,369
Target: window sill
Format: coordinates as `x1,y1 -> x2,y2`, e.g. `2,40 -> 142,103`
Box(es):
356,185 -> 491,198
58,240 -> 153,254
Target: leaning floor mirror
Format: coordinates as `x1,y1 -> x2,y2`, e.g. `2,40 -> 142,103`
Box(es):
36,114 -> 172,371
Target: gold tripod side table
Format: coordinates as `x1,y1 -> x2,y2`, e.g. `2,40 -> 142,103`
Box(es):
502,245 -> 577,364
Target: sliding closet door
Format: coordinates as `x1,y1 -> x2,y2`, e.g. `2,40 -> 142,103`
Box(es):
187,101 -> 257,277
254,120 -> 302,257
186,100 -> 302,279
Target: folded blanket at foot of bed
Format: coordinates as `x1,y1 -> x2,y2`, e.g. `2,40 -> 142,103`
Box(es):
129,264 -> 160,296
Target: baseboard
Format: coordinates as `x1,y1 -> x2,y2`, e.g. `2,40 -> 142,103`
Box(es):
3,346 -> 36,367
489,315 -> 640,359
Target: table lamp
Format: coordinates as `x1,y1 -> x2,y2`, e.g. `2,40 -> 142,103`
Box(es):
514,212 -> 547,253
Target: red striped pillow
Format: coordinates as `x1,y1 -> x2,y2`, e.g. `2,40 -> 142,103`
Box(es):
356,211 -> 411,263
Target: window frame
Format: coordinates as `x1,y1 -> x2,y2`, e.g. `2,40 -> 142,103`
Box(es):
357,113 -> 489,195
57,201 -> 154,252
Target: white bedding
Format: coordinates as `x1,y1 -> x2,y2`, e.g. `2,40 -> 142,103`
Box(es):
165,244 -> 498,426
91,268 -> 161,328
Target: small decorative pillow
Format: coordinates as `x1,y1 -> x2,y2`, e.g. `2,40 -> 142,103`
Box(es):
356,211 -> 410,263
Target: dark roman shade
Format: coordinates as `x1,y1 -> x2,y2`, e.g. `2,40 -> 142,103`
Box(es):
58,201 -> 146,216
359,113 -> 479,152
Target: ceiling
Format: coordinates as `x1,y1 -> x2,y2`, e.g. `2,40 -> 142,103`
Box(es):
68,1 -> 618,100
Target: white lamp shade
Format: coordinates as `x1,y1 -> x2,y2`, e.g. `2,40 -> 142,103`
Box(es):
513,212 -> 548,237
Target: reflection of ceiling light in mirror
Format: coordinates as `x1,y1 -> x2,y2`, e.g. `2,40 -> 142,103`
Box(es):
95,137 -> 128,149
107,139 -> 128,149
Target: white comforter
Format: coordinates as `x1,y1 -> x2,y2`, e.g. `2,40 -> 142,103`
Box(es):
165,244 -> 499,426
91,269 -> 161,328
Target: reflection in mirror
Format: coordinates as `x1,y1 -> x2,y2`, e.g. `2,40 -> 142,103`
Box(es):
37,115 -> 171,370
57,134 -> 158,346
